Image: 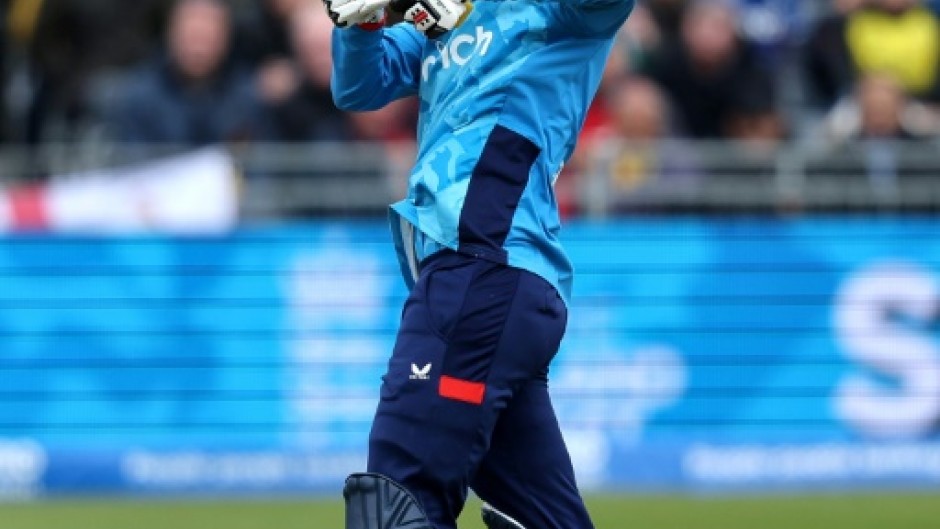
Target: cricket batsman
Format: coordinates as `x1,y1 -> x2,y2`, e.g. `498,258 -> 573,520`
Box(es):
326,0 -> 634,526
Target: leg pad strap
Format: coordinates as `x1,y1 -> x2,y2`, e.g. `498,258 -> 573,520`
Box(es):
481,502 -> 527,529
344,472 -> 432,529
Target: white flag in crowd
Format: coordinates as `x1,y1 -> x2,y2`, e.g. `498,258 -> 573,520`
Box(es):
0,148 -> 239,233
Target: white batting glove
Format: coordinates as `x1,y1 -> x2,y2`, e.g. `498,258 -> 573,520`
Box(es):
325,0 -> 390,28
390,0 -> 473,38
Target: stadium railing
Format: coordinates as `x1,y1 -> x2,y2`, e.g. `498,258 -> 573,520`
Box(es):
1,139 -> 940,219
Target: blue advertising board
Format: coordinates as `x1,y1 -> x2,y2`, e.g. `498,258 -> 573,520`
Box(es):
0,218 -> 939,496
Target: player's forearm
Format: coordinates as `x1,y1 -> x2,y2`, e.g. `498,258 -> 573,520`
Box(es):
559,0 -> 633,8
331,27 -> 419,111
551,0 -> 634,37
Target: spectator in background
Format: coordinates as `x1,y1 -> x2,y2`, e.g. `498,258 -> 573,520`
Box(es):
609,76 -> 673,141
260,5 -> 419,143
16,0 -> 166,143
261,4 -> 356,141
718,70 -> 787,177
107,0 -> 265,147
734,0 -> 802,60
234,0 -> 312,129
803,0 -> 864,108
845,0 -> 940,101
582,76 -> 701,214
233,0 -> 304,67
856,74 -> 921,140
724,71 -> 786,144
618,2 -> 666,72
806,0 -> 940,107
644,0 -> 776,138
816,73 -> 938,186
824,73 -> 936,143
646,0 -> 688,44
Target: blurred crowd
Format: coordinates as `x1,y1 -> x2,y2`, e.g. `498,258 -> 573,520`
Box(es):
0,0 -> 938,155
565,0 -> 940,159
0,0 -> 417,146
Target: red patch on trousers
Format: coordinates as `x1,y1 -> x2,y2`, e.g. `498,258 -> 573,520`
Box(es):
439,376 -> 485,405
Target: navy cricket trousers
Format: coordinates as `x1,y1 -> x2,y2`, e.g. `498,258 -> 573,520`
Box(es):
366,250 -> 594,529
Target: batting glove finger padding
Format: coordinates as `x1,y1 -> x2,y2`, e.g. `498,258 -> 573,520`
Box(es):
390,0 -> 473,38
325,0 -> 389,27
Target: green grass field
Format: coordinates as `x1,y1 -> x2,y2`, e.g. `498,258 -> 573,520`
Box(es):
1,493 -> 938,529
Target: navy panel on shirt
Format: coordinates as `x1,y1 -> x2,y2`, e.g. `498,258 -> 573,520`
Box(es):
457,125 -> 541,263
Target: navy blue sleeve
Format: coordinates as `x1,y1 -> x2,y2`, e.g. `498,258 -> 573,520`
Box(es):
331,24 -> 426,111
554,0 -> 635,37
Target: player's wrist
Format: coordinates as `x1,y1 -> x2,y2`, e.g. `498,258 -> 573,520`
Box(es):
356,8 -> 386,31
